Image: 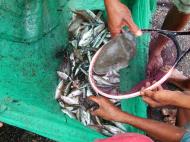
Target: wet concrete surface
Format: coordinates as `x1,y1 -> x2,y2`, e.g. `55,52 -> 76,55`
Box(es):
0,0 -> 190,141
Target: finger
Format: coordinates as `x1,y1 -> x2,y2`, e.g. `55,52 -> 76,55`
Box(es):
152,80 -> 156,84
143,90 -> 154,98
141,86 -> 145,92
124,17 -> 142,36
109,27 -> 121,38
88,96 -> 100,104
111,31 -> 121,38
140,90 -> 145,96
90,109 -> 97,115
90,108 -> 101,116
152,80 -> 158,91
142,96 -> 161,107
157,84 -> 163,90
145,82 -> 151,88
140,85 -> 147,96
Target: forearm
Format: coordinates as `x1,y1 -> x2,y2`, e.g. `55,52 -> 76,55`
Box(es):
152,6 -> 190,54
104,0 -> 119,7
118,112 -> 185,142
162,6 -> 190,31
173,91 -> 190,109
169,78 -> 190,91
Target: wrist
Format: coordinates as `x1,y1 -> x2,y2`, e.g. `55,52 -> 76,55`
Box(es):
104,0 -> 120,7
170,91 -> 184,105
104,0 -> 120,3
115,111 -> 131,123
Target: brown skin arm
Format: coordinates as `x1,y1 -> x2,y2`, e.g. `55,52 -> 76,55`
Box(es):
166,67 -> 190,91
169,78 -> 190,91
141,89 -> 190,109
89,96 -> 186,142
104,0 -> 142,37
119,112 -> 185,142
141,81 -> 190,109
151,5 -> 190,54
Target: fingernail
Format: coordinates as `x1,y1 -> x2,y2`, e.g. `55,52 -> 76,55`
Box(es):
135,30 -> 142,36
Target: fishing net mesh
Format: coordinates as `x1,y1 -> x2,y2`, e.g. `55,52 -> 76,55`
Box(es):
0,0 -> 156,141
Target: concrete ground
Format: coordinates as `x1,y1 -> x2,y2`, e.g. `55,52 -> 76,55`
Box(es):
0,0 -> 189,141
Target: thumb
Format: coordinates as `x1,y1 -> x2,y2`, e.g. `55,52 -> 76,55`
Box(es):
143,90 -> 154,98
142,96 -> 161,107
88,96 -> 101,105
124,17 -> 142,36
109,28 -> 121,38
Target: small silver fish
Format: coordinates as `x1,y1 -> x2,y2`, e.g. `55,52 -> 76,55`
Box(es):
93,24 -> 105,36
111,121 -> 127,131
55,80 -> 64,99
63,81 -> 72,96
94,30 -> 107,48
70,40 -> 78,47
57,71 -> 72,81
102,76 -> 120,84
61,96 -> 79,105
86,86 -> 93,97
79,28 -> 93,47
93,75 -> 114,86
103,125 -> 125,135
59,101 -> 65,108
87,51 -> 91,62
88,125 -> 103,133
80,109 -> 91,126
67,89 -> 82,98
105,70 -> 120,77
80,67 -> 88,76
76,109 -> 80,120
74,64 -> 82,77
95,11 -> 104,23
70,53 -> 76,68
65,106 -> 78,113
101,129 -> 113,136
95,116 -> 102,126
61,109 -> 76,119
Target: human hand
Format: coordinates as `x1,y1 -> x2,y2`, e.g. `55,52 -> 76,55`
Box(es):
140,82 -> 178,107
104,0 -> 142,37
89,96 -> 124,121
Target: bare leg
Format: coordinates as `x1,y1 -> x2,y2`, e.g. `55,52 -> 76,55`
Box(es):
147,6 -> 190,76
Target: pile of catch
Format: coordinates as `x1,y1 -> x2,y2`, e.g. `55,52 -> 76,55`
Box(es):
55,10 -> 126,136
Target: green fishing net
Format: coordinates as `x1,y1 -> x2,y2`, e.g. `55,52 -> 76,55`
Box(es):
0,0 -> 156,141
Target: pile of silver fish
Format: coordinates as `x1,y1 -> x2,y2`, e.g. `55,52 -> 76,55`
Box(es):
55,10 -> 126,136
